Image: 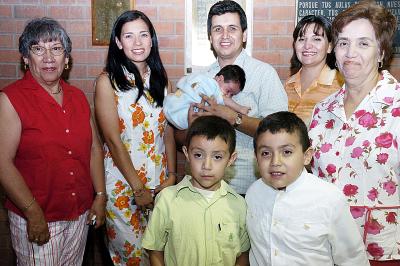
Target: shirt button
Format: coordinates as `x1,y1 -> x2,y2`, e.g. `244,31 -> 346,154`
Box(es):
68,150 -> 72,155
71,192 -> 76,196
63,110 -> 66,114
70,171 -> 74,175
65,129 -> 70,133
274,249 -> 279,256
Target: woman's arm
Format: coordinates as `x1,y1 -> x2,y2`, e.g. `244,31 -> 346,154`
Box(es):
0,92 -> 50,245
87,115 -> 107,228
94,74 -> 152,207
156,123 -> 176,193
156,82 -> 177,191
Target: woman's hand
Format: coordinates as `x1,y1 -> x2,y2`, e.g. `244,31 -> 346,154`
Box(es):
155,175 -> 176,194
25,203 -> 50,245
135,189 -> 154,209
87,195 -> 107,229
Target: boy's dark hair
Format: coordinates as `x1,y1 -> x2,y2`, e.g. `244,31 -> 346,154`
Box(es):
216,65 -> 246,91
207,0 -> 247,38
254,111 -> 311,152
186,116 -> 236,155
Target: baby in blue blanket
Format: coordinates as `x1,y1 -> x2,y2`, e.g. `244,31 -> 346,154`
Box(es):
164,65 -> 250,129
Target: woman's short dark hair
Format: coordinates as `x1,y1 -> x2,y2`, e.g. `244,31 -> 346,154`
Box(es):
332,1 -> 397,70
207,0 -> 247,38
290,15 -> 335,75
19,17 -> 72,58
106,10 -> 168,107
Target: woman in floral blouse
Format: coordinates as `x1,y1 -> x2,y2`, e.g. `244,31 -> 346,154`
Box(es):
94,10 -> 176,265
308,2 -> 399,265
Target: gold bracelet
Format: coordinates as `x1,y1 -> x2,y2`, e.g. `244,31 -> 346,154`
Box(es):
24,197 -> 35,211
95,191 -> 106,196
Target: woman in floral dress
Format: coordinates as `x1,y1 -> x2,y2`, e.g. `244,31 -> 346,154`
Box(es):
308,2 -> 399,265
94,10 -> 176,265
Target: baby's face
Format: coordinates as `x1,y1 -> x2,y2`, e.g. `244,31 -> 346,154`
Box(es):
220,81 -> 241,97
216,76 -> 241,97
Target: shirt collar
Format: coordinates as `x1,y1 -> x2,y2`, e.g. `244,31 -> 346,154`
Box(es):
176,175 -> 239,198
208,49 -> 247,71
21,70 -> 73,107
22,70 -> 42,90
286,65 -> 337,86
283,168 -> 308,193
369,70 -> 398,105
319,70 -> 398,121
319,65 -> 340,85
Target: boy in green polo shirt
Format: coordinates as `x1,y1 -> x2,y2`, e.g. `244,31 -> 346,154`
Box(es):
142,115 -> 250,265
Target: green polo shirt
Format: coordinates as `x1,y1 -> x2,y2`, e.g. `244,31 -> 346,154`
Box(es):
142,175 -> 250,266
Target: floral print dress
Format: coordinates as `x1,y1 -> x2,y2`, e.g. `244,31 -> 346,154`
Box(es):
104,69 -> 167,265
309,70 -> 400,261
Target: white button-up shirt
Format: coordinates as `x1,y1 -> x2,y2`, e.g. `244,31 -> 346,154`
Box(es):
246,169 -> 369,266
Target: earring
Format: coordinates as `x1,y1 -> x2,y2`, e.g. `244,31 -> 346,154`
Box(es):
65,64 -> 69,70
24,63 -> 29,70
335,62 -> 338,68
378,61 -> 383,69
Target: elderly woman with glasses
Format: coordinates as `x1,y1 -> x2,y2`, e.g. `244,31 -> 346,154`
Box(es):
0,17 -> 106,264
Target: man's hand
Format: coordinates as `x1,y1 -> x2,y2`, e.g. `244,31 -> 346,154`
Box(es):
187,101 -> 211,127
194,94 -> 237,125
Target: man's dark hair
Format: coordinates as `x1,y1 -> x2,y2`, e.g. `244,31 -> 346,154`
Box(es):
216,64 -> 246,91
254,111 -> 311,152
207,0 -> 247,38
186,116 -> 236,155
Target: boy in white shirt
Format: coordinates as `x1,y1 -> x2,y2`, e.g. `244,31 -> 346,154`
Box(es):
246,111 -> 369,266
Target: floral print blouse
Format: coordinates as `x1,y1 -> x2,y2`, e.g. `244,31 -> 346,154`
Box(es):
309,70 -> 400,261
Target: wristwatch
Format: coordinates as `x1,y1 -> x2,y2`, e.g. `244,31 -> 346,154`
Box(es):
233,112 -> 242,127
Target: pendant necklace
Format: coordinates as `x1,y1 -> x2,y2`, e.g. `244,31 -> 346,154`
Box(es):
51,84 -> 62,94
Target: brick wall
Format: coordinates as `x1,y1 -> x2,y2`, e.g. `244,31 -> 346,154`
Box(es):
1,0 -> 399,94
0,0 -> 399,264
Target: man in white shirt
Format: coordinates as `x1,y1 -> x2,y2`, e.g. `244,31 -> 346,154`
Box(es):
247,111 -> 369,266
176,0 -> 288,195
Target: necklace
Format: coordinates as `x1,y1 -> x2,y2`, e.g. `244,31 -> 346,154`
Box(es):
51,84 -> 62,94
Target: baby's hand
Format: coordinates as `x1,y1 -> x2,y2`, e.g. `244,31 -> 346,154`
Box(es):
238,106 -> 251,115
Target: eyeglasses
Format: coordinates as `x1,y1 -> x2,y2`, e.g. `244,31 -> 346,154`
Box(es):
30,45 -> 65,56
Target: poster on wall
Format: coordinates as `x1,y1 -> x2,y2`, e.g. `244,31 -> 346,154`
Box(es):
185,0 -> 253,74
91,0 -> 135,46
296,0 -> 400,55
